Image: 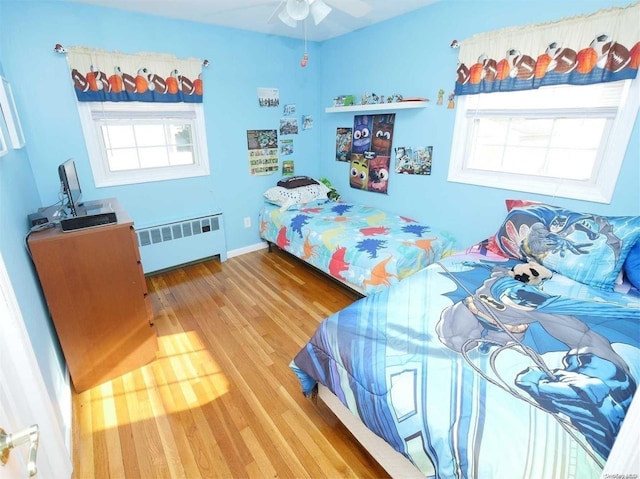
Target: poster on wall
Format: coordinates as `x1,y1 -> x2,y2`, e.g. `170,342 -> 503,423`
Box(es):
349,114 -> 395,194
279,117 -> 298,135
282,160 -> 294,176
280,138 -> 293,156
257,87 -> 279,108
395,146 -> 433,175
336,127 -> 352,162
247,129 -> 279,176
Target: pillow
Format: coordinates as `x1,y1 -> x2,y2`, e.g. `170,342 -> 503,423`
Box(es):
264,183 -> 330,211
492,199 -> 640,290
623,240 -> 640,290
277,176 -> 318,189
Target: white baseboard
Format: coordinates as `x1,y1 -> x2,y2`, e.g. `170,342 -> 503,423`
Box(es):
227,241 -> 268,259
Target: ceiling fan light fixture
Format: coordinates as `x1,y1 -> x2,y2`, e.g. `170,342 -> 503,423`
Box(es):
309,0 -> 332,25
285,0 -> 310,21
278,8 -> 298,28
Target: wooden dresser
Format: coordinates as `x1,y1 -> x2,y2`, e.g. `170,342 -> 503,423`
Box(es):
28,198 -> 158,392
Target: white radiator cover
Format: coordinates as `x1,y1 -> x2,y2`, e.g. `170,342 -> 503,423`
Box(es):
136,213 -> 226,274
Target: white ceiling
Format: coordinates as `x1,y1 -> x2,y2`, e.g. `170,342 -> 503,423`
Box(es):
64,0 -> 441,42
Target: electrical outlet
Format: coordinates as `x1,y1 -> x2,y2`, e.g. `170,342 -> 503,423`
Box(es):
244,217 -> 251,228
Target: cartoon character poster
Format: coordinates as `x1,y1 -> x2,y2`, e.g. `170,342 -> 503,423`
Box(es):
370,114 -> 395,156
352,115 -> 373,154
349,114 -> 395,194
367,154 -> 390,193
336,127 -> 352,162
395,146 -> 433,175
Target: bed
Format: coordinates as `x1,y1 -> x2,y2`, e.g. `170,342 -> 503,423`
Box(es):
259,178 -> 458,295
290,199 -> 640,478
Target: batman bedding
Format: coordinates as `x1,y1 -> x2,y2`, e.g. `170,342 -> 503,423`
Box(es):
290,200 -> 640,478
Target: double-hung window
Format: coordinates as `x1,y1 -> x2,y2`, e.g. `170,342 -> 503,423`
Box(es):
448,79 -> 638,203
77,100 -> 210,187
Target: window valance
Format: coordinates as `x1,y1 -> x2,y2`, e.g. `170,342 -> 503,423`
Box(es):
66,47 -> 204,103
455,2 -> 640,96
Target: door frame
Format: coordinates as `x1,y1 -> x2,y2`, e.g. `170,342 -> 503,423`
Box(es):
0,251 -> 72,478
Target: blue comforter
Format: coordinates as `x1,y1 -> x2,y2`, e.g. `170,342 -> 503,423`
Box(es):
291,247 -> 640,478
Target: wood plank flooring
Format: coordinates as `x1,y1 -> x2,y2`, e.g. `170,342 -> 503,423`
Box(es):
71,247 -> 390,478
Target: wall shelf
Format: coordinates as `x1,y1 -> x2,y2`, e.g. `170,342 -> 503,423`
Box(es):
325,101 -> 428,113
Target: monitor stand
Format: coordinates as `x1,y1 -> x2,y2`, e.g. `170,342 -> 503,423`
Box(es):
75,199 -> 111,216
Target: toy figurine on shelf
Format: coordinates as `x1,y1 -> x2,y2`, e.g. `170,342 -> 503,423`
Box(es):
447,91 -> 456,109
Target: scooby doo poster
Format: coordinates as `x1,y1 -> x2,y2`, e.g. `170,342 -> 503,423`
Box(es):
349,114 -> 395,194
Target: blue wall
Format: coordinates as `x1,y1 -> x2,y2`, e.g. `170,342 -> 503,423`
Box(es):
319,0 -> 640,247
0,6 -> 70,441
0,1 -> 322,249
0,0 -> 638,447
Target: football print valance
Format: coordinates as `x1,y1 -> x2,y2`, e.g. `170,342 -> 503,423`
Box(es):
455,2 -> 640,96
66,47 -> 204,103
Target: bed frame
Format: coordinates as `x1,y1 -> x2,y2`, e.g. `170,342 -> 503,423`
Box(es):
265,241 -> 366,296
318,385 -> 433,478
319,384 -> 639,479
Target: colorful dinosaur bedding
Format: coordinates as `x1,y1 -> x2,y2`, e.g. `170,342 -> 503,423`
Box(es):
291,246 -> 640,478
259,199 -> 458,294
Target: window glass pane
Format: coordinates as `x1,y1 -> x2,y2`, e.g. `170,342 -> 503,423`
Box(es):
170,125 -> 193,150
139,146 -> 169,169
169,145 -> 195,166
468,145 -> 503,170
465,110 -> 608,179
107,148 -> 139,171
551,118 -> 605,149
134,124 -> 166,147
506,119 -> 553,148
546,149 -> 595,180
474,118 -> 508,145
103,125 -> 135,149
503,146 -> 546,175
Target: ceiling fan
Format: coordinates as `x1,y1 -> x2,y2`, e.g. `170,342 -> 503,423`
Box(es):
269,0 -> 372,28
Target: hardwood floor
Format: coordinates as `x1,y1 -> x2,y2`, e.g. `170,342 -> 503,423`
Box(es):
71,247 -> 390,478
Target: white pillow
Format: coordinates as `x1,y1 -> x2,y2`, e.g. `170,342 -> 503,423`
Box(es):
264,183 -> 330,211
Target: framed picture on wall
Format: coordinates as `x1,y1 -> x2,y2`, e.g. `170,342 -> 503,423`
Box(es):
0,76 -> 26,149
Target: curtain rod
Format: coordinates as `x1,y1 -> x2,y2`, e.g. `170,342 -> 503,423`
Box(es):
53,44 -> 210,67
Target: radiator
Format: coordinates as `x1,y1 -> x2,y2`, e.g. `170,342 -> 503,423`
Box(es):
135,213 -> 226,274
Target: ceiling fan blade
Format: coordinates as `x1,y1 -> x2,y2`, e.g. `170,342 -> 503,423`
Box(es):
324,0 -> 371,17
267,0 -> 287,24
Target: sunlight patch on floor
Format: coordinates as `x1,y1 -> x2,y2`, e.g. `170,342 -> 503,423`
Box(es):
85,330 -> 229,430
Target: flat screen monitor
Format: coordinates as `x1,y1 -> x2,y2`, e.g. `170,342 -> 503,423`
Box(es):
58,159 -> 82,216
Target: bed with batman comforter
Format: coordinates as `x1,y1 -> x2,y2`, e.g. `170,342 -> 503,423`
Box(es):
290,200 -> 640,478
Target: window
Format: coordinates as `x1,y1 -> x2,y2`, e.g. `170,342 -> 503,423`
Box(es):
78,102 -> 210,187
448,79 -> 639,203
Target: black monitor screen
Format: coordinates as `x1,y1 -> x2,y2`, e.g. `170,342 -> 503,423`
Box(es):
58,159 -> 82,216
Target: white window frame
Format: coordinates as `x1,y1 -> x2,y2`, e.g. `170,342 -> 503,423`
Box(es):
77,101 -> 210,187
448,78 -> 639,203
